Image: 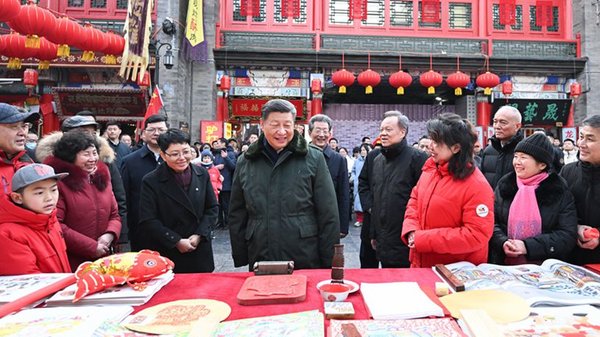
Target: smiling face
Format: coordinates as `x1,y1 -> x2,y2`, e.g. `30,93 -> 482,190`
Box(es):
379,116 -> 406,147
160,143 -> 193,173
513,152 -> 547,179
11,179 -> 59,215
429,139 -> 459,164
309,121 -> 330,149
74,146 -> 99,174
260,111 -> 295,152
578,126 -> 600,165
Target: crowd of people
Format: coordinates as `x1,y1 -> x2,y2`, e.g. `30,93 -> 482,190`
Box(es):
0,99 -> 598,276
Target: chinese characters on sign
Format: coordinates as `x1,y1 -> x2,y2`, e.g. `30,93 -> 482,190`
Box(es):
52,88 -> 148,120
200,121 -> 223,144
229,98 -> 306,120
492,99 -> 572,126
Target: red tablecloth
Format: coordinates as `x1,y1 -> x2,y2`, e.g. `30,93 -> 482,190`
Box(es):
136,268 -> 445,326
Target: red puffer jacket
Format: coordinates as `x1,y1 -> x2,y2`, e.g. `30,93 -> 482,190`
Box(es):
0,150 -> 33,196
402,158 -> 494,268
44,156 -> 121,271
0,195 -> 71,275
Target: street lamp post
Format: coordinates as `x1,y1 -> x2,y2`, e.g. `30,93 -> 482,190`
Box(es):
153,40 -> 174,86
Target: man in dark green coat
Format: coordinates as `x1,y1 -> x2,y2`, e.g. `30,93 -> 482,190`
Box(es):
228,99 -> 340,270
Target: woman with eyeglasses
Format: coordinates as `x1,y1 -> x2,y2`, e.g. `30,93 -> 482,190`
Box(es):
44,130 -> 121,271
402,113 -> 494,268
139,128 -> 219,273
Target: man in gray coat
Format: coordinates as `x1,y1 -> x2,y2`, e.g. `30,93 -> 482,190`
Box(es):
228,99 -> 340,270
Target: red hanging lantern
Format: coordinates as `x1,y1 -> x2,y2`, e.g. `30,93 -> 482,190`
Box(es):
570,81 -> 581,98
23,68 -> 38,89
446,72 -> 470,96
101,31 -> 125,65
311,79 -> 322,94
502,80 -> 513,96
1,32 -> 37,69
240,0 -> 261,17
419,55 -> 443,94
0,0 -> 21,22
499,0 -> 516,26
76,24 -> 109,62
332,54 -> 355,94
44,16 -> 85,57
349,0 -> 367,20
7,1 -> 57,49
281,0 -> 301,19
476,72 -> 500,95
137,71 -> 151,88
220,75 -> 231,92
421,0 -> 441,23
357,54 -> 380,94
389,71 -> 413,95
536,0 -> 554,27
35,38 -> 58,70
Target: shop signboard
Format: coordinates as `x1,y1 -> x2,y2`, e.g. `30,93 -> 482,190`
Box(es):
491,98 -> 572,126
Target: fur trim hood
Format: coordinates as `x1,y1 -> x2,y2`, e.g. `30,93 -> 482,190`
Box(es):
497,171 -> 566,206
44,155 -> 111,192
244,131 -> 308,160
36,131 -> 115,164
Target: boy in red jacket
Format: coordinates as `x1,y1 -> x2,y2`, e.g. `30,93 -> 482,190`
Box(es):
200,149 -> 223,200
0,164 -> 71,275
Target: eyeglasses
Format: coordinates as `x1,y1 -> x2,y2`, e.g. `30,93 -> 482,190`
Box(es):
3,122 -> 32,132
145,127 -> 168,134
312,128 -> 330,135
164,149 -> 192,158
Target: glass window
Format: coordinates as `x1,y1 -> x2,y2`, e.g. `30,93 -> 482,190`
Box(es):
493,4 -> 522,30
329,0 -> 353,25
530,5 -> 559,32
449,2 -> 472,29
67,0 -> 84,7
91,0 -> 106,8
361,0 -> 385,26
274,0 -> 308,23
390,0 -> 413,27
117,0 -> 128,10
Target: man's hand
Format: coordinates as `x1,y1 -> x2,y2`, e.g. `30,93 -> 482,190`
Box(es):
189,234 -> 201,248
577,225 -> 600,250
220,149 -> 228,158
406,231 -> 415,249
175,239 -> 196,253
215,164 -> 225,170
371,239 -> 377,250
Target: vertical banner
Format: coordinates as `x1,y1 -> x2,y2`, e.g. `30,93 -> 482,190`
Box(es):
224,122 -> 232,139
119,0 -> 153,81
499,0 -> 516,25
182,0 -> 208,62
562,127 -> 577,141
474,126 -> 484,147
200,121 -> 223,144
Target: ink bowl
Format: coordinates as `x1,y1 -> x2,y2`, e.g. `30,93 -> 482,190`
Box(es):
317,282 -> 352,302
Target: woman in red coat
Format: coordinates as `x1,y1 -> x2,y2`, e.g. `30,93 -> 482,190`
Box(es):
44,131 -> 121,271
402,113 -> 494,268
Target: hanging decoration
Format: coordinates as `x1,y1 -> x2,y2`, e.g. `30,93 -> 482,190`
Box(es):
499,0 -> 516,26
119,0 -> 153,82
331,54 -> 355,94
0,0 -> 21,22
357,53 -> 381,94
240,0 -> 261,17
220,75 -> 231,92
23,68 -> 38,89
476,57 -> 500,95
1,32 -> 38,69
419,55 -> 443,94
311,79 -> 322,94
102,31 -> 125,65
137,71 -> 151,89
389,56 -> 412,95
570,81 -> 581,98
348,0 -> 367,20
536,0 -> 554,27
77,24 -> 108,62
446,57 -> 470,96
44,16 -> 85,57
35,38 -> 58,70
421,0 -> 441,23
502,80 -> 513,96
7,1 -> 57,49
281,0 -> 301,19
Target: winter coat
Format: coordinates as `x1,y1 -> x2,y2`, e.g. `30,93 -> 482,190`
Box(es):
489,172 -> 577,264
107,140 -> 131,168
560,161 -> 600,264
139,164 -> 219,273
480,130 -> 524,188
0,196 -> 71,275
120,145 -> 161,250
358,148 -> 381,242
213,146 -> 237,191
0,150 -> 33,196
44,156 -> 121,271
316,144 -> 350,235
370,139 -> 428,267
228,132 -> 340,270
352,156 -> 366,212
402,158 -> 494,268
205,165 -> 222,200
36,132 -> 128,244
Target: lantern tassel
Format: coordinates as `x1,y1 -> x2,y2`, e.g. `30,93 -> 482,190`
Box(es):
428,86 -> 435,94
339,86 -> 347,94
105,55 -> 117,65
57,44 -> 70,57
397,87 -> 404,95
365,86 -> 373,94
25,35 -> 41,49
38,61 -> 50,70
8,58 -> 22,70
484,87 -> 492,95
454,88 -> 463,96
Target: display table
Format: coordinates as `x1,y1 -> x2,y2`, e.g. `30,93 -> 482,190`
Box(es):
136,268 -> 444,323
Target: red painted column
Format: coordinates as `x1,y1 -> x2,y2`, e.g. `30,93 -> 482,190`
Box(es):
476,101 -> 492,128
216,91 -> 226,121
566,103 -> 575,127
311,97 -> 322,116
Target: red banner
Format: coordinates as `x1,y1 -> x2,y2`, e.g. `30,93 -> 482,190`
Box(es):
421,0 -> 441,23
499,0 -> 516,25
536,0 -> 554,27
229,98 -> 305,119
199,121 -> 223,144
281,0 -> 301,18
348,0 -> 367,20
240,0 -> 261,17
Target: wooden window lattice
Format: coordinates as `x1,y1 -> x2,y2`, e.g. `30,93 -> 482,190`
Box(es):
493,4 -> 522,30
449,2 -> 472,29
390,0 -> 413,26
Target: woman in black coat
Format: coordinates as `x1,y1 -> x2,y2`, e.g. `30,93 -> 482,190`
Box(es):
139,129 -> 219,273
489,133 -> 577,265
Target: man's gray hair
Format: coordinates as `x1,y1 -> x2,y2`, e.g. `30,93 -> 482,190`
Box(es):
308,114 -> 333,132
261,99 -> 297,120
496,105 -> 522,123
582,115 -> 600,129
383,110 -> 410,133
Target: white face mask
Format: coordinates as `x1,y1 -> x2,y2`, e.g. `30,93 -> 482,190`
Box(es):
25,142 -> 36,150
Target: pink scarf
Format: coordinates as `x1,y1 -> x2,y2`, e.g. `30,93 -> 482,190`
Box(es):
507,172 -> 549,240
